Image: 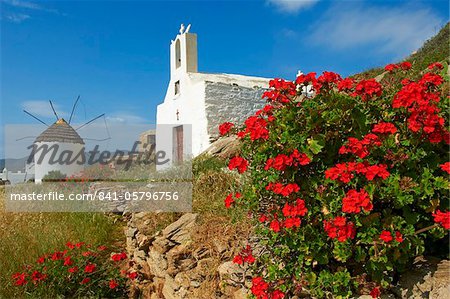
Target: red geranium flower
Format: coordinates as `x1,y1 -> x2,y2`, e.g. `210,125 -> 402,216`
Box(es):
372,122 -> 397,134
295,72 -> 317,85
384,64 -> 398,72
272,289 -> 285,299
363,164 -> 390,181
240,116 -> 269,140
84,263 -> 96,273
282,198 -> 308,217
75,242 -> 85,248
342,189 -> 373,214
63,256 -> 73,266
127,272 -> 138,280
352,79 -> 382,101
323,217 -> 356,242
258,214 -> 268,223
337,77 -> 354,92
266,182 -> 300,197
224,193 -> 234,208
111,252 -> 127,262
50,251 -> 65,261
399,61 -> 412,70
12,273 -> 27,286
433,210 -> 450,229
232,254 -> 244,265
440,162 -> 450,174
428,62 -> 443,70
370,287 -> 381,298
68,266 -> 78,273
224,192 -> 241,208
109,279 -> 119,289
219,122 -> 234,135
339,134 -> 381,158
80,277 -> 91,284
31,271 -> 46,283
233,245 -> 255,265
395,231 -> 404,243
270,219 -> 281,232
251,276 -> 269,299
228,156 -> 249,173
284,217 -> 301,229
420,73 -> 444,86
379,231 -> 393,242
36,256 -> 45,264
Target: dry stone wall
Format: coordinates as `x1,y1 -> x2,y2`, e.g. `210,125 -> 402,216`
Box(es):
126,213 -> 252,299
204,82 -> 266,140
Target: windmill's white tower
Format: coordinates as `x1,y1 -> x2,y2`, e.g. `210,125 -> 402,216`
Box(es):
33,118 -> 85,183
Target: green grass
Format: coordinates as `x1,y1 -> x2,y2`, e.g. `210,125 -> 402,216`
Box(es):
0,187 -> 124,298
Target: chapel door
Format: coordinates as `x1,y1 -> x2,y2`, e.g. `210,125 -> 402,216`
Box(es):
174,125 -> 183,164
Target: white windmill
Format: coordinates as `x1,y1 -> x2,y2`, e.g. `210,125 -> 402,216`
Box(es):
24,97 -> 108,183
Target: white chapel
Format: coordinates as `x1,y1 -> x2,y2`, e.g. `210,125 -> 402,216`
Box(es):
156,25 -> 270,162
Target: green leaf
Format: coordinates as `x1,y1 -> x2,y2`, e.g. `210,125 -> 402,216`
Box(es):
308,138 -> 324,155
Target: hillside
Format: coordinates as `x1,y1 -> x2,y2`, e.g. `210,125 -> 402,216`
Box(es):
356,22 -> 449,79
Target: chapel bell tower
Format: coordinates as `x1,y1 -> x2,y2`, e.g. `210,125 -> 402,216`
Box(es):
170,24 -> 198,80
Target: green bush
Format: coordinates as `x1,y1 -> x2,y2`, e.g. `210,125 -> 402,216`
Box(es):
223,61 -> 449,298
42,170 -> 66,182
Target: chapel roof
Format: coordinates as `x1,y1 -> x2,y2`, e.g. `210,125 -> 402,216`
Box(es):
189,72 -> 271,89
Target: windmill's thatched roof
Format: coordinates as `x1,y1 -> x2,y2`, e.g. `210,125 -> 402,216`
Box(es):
34,118 -> 84,144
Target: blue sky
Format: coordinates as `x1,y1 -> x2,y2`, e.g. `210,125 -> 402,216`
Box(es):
1,0 -> 449,157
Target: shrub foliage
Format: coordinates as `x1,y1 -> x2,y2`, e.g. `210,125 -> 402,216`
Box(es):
222,61 -> 449,298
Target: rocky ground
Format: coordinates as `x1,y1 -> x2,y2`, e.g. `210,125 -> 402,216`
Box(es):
124,212 -> 450,299
125,212 -> 253,299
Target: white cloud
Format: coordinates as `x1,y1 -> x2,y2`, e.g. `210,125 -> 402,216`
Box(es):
106,113 -> 147,124
21,101 -> 68,119
5,12 -> 29,23
1,0 -> 60,14
310,3 -> 443,56
2,0 -> 42,10
267,0 -> 319,13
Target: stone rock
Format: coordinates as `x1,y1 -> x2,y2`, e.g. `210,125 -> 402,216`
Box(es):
150,294 -> 160,299
193,247 -> 209,260
178,287 -> 188,298
153,236 -> 176,254
213,239 -> 228,255
218,261 -> 245,285
174,272 -> 191,289
190,280 -> 201,288
162,213 -> 198,244
126,236 -> 136,252
133,249 -> 147,260
196,258 -> 216,276
357,295 -> 396,299
233,287 -> 248,299
393,256 -> 450,299
137,234 -> 154,252
162,274 -> 181,299
375,71 -> 387,82
147,248 -> 168,278
134,212 -> 148,220
202,136 -> 241,159
126,227 -> 138,238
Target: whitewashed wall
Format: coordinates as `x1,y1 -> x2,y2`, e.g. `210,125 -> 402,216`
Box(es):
34,141 -> 85,183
